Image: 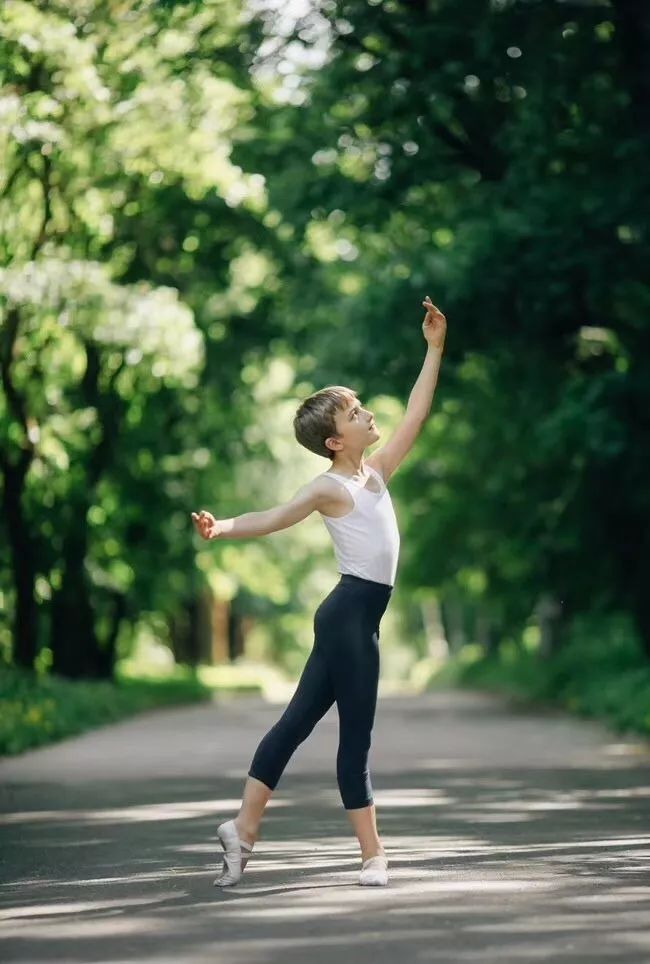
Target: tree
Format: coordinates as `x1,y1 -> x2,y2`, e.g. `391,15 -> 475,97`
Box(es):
0,0 -> 284,675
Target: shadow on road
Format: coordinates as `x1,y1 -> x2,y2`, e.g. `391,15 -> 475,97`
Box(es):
2,757 -> 650,963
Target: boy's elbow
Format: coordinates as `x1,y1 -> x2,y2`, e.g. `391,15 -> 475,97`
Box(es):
256,481 -> 324,536
269,492 -> 316,534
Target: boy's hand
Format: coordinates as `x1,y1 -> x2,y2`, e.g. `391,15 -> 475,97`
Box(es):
191,509 -> 223,540
421,295 -> 446,350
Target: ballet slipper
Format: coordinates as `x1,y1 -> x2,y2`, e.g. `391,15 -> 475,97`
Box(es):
213,818 -> 255,887
359,853 -> 389,886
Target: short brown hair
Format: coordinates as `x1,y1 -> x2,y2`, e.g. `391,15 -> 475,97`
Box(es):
293,385 -> 358,460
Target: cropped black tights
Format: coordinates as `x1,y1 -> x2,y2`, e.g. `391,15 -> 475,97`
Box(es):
248,573 -> 393,809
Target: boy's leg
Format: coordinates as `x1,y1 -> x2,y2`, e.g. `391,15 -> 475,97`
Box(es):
244,641 -> 335,832
346,803 -> 385,863
331,616 -> 384,860
235,776 -> 273,845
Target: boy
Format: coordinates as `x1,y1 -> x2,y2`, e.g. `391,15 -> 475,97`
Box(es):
191,296 -> 446,887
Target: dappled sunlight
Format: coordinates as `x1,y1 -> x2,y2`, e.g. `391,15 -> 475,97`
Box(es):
478,799 -> 620,813
0,894 -> 177,921
460,811 -> 537,824
372,787 -> 453,807
211,872 -> 559,921
0,796 -> 289,827
20,836 -> 113,847
4,839 -> 649,963
0,914 -> 175,941
3,792 -> 650,962
1,868 -> 213,890
3,694 -> 650,961
412,757 -> 478,770
6,778 -> 631,837
603,743 -> 650,758
563,887 -> 650,906
590,786 -> 650,799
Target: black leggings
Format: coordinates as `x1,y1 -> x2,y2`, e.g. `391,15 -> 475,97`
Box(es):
248,573 -> 393,810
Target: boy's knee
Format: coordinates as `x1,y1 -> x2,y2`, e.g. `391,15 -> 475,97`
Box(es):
337,734 -> 372,761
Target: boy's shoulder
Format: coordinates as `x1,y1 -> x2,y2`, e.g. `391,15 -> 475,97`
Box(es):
309,470 -> 339,491
305,470 -> 350,514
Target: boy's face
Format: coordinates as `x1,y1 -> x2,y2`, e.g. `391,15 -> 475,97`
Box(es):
329,397 -> 380,453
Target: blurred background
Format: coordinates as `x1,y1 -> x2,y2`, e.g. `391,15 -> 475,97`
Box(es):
1,0 -> 649,755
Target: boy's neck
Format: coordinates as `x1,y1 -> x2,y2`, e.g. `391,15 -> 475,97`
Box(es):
330,456 -> 366,476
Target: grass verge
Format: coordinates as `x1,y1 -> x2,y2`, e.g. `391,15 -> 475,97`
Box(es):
0,664 -> 213,757
0,656 -> 293,757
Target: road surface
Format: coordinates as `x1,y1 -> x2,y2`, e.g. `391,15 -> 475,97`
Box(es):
1,688 -> 649,963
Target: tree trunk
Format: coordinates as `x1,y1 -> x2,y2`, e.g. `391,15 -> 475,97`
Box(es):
49,342 -> 126,679
419,597 -> 449,661
535,592 -> 566,659
95,591 -> 127,678
476,602 -> 502,657
169,595 -> 211,666
49,512 -> 108,679
440,595 -> 466,655
228,606 -> 246,660
169,608 -> 190,664
632,573 -> 650,660
1,307 -> 38,669
1,459 -> 38,668
210,596 -> 231,664
613,0 -> 650,139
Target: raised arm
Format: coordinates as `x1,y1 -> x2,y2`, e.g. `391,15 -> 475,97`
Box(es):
369,296 -> 446,484
191,478 -> 326,541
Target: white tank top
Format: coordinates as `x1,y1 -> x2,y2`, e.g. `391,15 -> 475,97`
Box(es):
319,464 -> 400,587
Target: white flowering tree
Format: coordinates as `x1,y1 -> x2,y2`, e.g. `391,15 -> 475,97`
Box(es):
0,0 -> 281,676
0,252 -> 204,674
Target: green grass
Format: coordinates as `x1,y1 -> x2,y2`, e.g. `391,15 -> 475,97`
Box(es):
426,616 -> 650,738
0,654 -> 292,757
0,664 -> 213,757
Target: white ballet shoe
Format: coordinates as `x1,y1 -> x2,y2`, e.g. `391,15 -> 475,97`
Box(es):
359,853 -> 389,886
213,819 -> 255,887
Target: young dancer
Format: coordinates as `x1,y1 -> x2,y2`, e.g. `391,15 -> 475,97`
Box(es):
191,296 -> 446,887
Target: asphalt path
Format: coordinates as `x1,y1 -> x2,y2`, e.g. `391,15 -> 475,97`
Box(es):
1,688 -> 649,963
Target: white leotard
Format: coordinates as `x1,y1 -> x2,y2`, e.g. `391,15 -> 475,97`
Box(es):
319,464 -> 400,587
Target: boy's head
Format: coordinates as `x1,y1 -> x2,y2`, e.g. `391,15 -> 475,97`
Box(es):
293,385 -> 378,460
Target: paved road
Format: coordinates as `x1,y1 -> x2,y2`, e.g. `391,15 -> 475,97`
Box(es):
1,688 -> 649,963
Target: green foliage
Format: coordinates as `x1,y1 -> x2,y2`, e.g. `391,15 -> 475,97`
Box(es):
0,257 -> 203,382
2,0 -> 650,714
0,663 -> 211,756
255,0 -> 650,655
0,0 -> 287,677
433,613 -> 650,736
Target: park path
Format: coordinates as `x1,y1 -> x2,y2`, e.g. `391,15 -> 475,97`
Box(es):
1,687 -> 650,963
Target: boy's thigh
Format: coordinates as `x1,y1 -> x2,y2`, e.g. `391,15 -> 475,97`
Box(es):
279,644 -> 335,728
330,624 -> 380,731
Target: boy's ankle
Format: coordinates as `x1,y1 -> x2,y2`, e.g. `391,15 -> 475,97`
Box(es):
361,846 -> 386,862
234,818 -> 258,845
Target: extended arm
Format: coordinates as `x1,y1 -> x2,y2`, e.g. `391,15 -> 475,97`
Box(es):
192,480 -> 324,540
370,297 -> 446,484
405,343 -> 444,422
